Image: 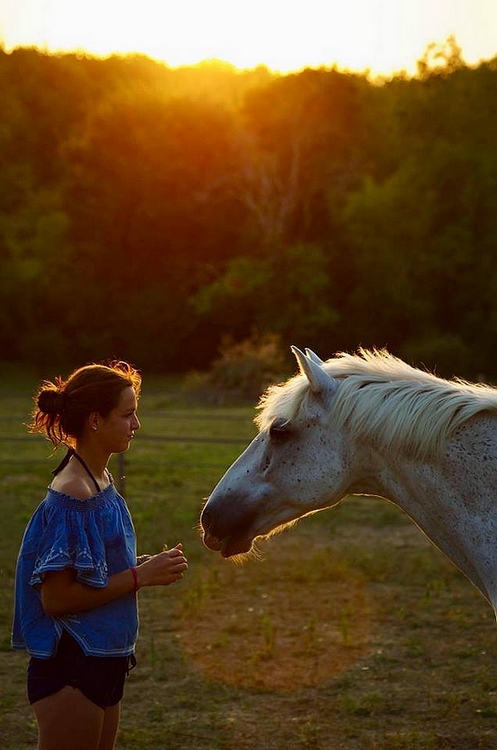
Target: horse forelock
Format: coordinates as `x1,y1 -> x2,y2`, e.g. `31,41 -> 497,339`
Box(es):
255,372 -> 309,429
256,348 -> 497,459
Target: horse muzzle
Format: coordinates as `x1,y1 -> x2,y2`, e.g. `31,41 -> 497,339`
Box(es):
202,530 -> 253,557
200,498 -> 256,557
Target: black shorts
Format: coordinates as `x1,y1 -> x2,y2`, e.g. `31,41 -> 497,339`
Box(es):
27,630 -> 136,710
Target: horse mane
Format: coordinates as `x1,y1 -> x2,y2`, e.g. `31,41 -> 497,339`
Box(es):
256,348 -> 497,460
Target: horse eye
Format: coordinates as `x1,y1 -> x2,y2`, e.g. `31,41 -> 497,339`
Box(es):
269,418 -> 291,439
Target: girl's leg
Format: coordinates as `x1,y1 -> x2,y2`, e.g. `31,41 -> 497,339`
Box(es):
33,686 -> 105,750
98,703 -> 121,750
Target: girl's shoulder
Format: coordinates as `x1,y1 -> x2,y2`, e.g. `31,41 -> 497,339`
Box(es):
50,472 -> 100,501
43,480 -> 116,515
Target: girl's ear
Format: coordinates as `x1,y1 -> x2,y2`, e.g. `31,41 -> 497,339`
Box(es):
88,412 -> 99,432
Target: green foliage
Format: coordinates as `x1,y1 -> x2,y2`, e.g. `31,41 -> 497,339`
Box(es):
193,243 -> 338,345
1,44 -> 497,377
416,35 -> 465,80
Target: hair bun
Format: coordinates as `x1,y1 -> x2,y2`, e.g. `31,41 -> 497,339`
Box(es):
37,388 -> 65,415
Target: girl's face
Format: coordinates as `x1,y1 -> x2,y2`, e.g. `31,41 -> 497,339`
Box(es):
98,386 -> 141,454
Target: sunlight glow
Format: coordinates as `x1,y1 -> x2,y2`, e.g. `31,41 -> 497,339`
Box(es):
1,0 -> 497,76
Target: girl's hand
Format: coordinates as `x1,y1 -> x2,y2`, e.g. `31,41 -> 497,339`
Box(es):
135,543 -> 188,588
136,554 -> 152,565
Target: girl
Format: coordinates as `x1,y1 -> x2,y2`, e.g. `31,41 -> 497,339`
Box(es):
12,360 -> 188,750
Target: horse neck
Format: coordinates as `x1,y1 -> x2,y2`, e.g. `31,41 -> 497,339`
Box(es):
355,422 -> 497,615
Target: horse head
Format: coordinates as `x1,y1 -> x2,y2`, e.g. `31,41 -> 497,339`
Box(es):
201,347 -> 354,557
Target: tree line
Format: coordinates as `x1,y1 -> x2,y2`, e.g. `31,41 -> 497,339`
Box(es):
1,40 -> 496,379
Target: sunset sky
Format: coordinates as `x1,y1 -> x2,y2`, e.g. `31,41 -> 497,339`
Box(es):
1,0 -> 497,77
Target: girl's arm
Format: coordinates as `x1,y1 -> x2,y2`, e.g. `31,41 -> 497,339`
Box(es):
41,545 -> 188,617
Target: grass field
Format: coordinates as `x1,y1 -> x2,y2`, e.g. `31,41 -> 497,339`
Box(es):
1,369 -> 497,749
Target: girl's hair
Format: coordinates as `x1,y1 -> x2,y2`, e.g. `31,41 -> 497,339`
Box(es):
30,360 -> 142,447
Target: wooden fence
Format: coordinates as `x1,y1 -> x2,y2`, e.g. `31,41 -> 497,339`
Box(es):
0,409 -> 251,496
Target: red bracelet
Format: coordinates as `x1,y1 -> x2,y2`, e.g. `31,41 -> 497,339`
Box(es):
130,566 -> 139,593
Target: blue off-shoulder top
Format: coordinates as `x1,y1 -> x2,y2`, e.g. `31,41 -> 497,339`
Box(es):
12,481 -> 138,658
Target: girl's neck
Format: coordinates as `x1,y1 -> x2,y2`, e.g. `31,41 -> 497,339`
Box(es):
73,444 -> 109,484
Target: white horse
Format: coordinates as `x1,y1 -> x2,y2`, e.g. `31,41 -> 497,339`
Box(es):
201,346 -> 497,616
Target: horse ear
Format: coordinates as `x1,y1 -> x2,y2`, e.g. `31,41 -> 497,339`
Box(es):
291,346 -> 337,395
305,348 -> 324,366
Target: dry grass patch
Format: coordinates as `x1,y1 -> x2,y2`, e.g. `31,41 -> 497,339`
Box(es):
176,531 -> 373,691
